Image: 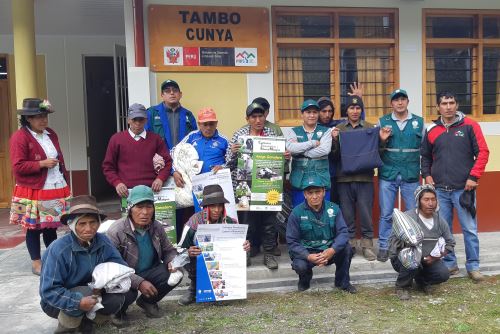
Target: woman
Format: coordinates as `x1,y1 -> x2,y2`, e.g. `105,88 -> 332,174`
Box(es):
9,98 -> 71,275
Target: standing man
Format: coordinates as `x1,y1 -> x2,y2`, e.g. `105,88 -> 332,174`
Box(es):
377,89 -> 424,262
102,103 -> 172,198
145,79 -> 197,150
251,97 -> 284,136
421,91 -> 489,282
286,176 -> 356,293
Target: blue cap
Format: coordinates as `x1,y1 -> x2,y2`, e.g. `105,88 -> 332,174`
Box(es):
300,99 -> 320,112
390,89 -> 408,101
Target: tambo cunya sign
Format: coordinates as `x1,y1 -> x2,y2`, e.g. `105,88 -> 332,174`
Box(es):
148,5 -> 270,72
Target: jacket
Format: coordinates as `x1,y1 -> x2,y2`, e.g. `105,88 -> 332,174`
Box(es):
421,112 -> 489,189
106,217 -> 177,289
9,127 -> 69,189
40,233 -> 127,313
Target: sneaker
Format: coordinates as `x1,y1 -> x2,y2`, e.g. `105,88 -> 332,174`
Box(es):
467,270 -> 485,283
341,284 -> 357,294
263,254 -> 278,270
449,266 -> 460,275
377,249 -> 389,262
362,247 -> 377,261
272,247 -> 282,257
396,287 -> 410,301
136,298 -> 161,318
178,290 -> 196,306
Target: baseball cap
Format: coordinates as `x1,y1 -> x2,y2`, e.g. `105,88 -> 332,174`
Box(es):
198,107 -> 217,123
252,97 -> 270,110
128,185 -> 154,206
390,89 -> 408,101
127,103 -> 147,119
304,175 -> 325,189
246,102 -> 265,116
161,79 -> 180,92
300,99 -> 320,112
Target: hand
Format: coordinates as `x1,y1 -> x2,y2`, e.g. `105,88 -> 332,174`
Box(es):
167,262 -> 177,273
348,82 -> 363,97
188,246 -> 202,258
314,140 -> 320,147
320,248 -> 335,262
379,126 -> 392,142
243,240 -> 251,252
331,127 -> 340,140
151,178 -> 163,192
465,179 -> 478,191
307,253 -> 324,266
173,171 -> 185,188
79,295 -> 98,312
115,183 -> 128,198
212,165 -> 223,173
39,158 -> 59,169
423,256 -> 438,266
425,176 -> 435,186
139,280 -> 158,299
230,143 -> 242,153
284,150 -> 291,160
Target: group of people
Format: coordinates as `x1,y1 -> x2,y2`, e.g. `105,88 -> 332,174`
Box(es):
8,79 -> 489,332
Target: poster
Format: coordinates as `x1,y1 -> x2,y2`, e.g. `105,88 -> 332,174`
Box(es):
235,136 -> 285,211
191,168 -> 238,222
195,224 -> 248,302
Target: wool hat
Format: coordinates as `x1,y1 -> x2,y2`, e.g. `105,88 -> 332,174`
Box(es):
128,103 -> 147,119
198,107 -> 217,123
345,95 -> 364,111
300,99 -> 320,112
128,185 -> 155,206
252,97 -> 270,111
246,102 -> 265,117
390,88 -> 408,101
17,98 -> 54,116
414,184 -> 437,207
201,184 -> 229,207
161,79 -> 180,91
61,195 -> 106,225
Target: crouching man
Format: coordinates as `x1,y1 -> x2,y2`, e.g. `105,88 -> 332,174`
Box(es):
390,185 -> 456,300
177,184 -> 250,305
107,185 -> 179,318
40,195 -> 136,333
286,176 -> 356,293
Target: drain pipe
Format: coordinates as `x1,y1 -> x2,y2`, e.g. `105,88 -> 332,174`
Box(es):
133,0 -> 145,67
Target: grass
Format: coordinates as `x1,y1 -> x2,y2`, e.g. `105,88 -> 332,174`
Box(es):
99,275 -> 499,334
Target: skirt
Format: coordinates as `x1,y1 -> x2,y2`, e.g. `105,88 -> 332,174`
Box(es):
10,185 -> 71,230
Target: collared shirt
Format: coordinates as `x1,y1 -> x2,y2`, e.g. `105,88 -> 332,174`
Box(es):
128,128 -> 147,141
391,111 -> 412,131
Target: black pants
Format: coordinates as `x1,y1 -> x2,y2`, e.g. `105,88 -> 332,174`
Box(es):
26,228 -> 57,260
391,257 -> 450,288
291,246 -> 353,289
238,211 -> 277,253
175,207 -> 195,243
337,182 -> 374,239
330,177 -> 340,204
185,257 -> 197,292
135,263 -> 180,305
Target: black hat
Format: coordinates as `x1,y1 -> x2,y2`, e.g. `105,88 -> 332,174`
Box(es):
201,184 -> 230,207
345,95 -> 364,111
17,98 -> 54,116
161,79 -> 180,91
60,195 -> 106,225
246,102 -> 265,117
459,190 -> 476,218
252,97 -> 270,110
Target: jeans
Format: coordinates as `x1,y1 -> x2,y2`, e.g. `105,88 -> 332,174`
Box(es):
437,189 -> 480,272
378,176 -> 419,250
391,258 -> 450,288
337,182 -> 374,239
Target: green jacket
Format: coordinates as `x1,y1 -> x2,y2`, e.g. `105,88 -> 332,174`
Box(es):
292,201 -> 338,251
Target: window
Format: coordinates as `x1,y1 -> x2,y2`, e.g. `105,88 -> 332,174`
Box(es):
273,7 -> 398,126
424,10 -> 500,121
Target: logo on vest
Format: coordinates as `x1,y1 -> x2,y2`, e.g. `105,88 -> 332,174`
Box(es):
316,131 -> 323,138
300,216 -> 308,220
455,130 -> 464,137
327,208 -> 334,217
212,141 -> 219,148
412,120 -> 419,129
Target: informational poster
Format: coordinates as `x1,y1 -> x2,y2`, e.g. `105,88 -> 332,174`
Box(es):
191,168 -> 238,222
195,224 -> 248,303
235,136 -> 285,211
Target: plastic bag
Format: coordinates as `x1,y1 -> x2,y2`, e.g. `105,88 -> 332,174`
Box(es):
392,209 -> 424,246
399,246 -> 422,270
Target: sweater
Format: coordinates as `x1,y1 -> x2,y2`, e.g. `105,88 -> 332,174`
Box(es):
102,130 -> 172,188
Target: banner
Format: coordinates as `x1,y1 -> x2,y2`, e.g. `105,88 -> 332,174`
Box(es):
235,136 -> 285,211
195,224 -> 248,302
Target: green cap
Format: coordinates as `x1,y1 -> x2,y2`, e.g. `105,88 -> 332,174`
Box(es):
304,175 -> 325,189
300,99 -> 320,112
128,185 -> 154,206
390,89 -> 408,101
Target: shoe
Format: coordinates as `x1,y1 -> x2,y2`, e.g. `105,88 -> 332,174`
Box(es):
249,246 -> 261,258
341,284 -> 357,294
377,249 -> 389,262
396,287 -> 410,301
263,254 -> 278,270
136,298 -> 161,318
111,311 -> 129,328
272,247 -> 282,257
361,239 -> 376,261
415,281 -> 432,295
178,290 -> 196,306
468,270 -> 485,283
449,266 -> 460,275
78,318 -> 95,334
349,239 -> 357,255
298,270 -> 312,292
53,323 -> 78,334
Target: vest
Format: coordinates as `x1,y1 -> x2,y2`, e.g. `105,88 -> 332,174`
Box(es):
379,114 -> 423,182
293,201 -> 338,251
290,125 -> 331,189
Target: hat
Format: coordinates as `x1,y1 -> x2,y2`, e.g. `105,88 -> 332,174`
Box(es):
61,195 -> 106,225
17,98 -> 54,116
246,102 -> 265,117
252,97 -> 270,110
300,99 -> 320,112
390,89 -> 408,101
459,190 -> 476,218
317,97 -> 334,111
128,103 -> 147,119
201,184 -> 229,206
198,107 -> 217,123
414,184 -> 437,207
304,175 -> 325,189
345,95 -> 364,111
161,79 -> 180,91
128,185 -> 155,206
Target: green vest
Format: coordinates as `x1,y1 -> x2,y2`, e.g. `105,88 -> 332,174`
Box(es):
293,200 -> 338,251
379,114 -> 423,182
290,125 -> 331,189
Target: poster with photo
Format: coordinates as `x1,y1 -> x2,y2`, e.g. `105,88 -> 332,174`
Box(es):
235,136 -> 285,211
195,224 -> 248,303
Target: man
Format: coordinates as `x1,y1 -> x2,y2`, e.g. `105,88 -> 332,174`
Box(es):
389,185 -> 455,300
286,175 -> 356,293
177,184 -> 250,305
102,103 -> 172,198
331,95 -> 391,261
226,102 -> 281,269
145,79 -> 197,150
377,89 -> 424,262
107,185 -> 179,318
286,99 -> 332,207
421,91 -> 489,282
251,97 -> 284,136
40,195 -> 136,333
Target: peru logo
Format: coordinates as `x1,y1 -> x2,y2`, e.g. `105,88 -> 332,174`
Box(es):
164,47 -> 183,66
235,48 -> 257,66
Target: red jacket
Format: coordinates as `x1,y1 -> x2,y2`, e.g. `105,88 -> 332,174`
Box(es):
9,127 -> 69,189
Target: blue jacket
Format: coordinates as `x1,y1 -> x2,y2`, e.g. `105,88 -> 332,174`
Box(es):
178,130 -> 229,173
40,233 -> 127,313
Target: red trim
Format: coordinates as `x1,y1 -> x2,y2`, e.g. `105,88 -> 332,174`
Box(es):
133,0 -> 145,67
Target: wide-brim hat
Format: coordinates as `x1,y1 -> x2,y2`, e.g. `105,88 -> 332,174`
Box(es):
201,184 -> 229,206
17,98 -> 55,116
61,195 -> 106,225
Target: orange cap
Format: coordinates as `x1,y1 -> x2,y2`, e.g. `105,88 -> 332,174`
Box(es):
198,107 -> 217,122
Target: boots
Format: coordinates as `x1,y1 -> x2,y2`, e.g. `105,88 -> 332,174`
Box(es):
298,269 -> 313,292
361,238 -> 376,261
349,238 -> 358,256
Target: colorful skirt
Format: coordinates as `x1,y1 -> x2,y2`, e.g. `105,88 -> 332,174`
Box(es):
10,185 -> 71,230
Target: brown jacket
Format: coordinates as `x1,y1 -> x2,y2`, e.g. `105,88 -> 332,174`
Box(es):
106,217 -> 177,289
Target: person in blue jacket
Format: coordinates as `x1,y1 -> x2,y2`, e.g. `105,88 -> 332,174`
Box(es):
286,175 -> 356,293
40,195 -> 136,333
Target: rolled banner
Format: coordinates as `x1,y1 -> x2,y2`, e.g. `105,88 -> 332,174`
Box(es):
398,245 -> 423,270
392,208 -> 424,246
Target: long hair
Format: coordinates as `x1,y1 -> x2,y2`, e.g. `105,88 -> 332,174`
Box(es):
19,115 -> 30,128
